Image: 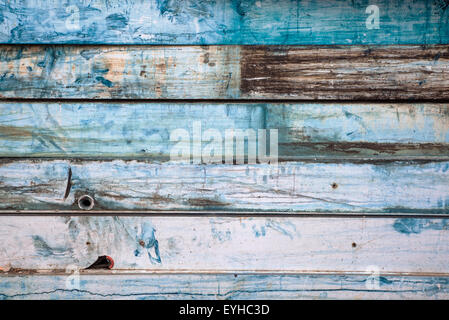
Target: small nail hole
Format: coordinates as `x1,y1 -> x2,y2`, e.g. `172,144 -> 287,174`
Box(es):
139,240 -> 145,247
352,242 -> 357,248
78,195 -> 94,210
331,183 -> 338,189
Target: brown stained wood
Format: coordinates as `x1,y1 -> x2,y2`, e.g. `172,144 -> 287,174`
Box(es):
240,45 -> 449,100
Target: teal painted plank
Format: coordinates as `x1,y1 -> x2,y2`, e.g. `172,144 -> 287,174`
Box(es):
1,273 -> 448,299
0,216 -> 449,274
0,160 -> 448,212
1,0 -> 448,45
1,45 -> 448,100
1,102 -> 448,159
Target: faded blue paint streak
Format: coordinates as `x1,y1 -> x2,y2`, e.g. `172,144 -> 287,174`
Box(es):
31,235 -> 72,257
134,222 -> 161,264
393,218 -> 449,235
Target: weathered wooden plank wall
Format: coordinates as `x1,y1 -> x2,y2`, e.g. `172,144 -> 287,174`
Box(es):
1,0 -> 448,45
1,0 -> 449,300
1,45 -> 449,100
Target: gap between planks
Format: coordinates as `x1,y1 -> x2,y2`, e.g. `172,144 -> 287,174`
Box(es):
4,98 -> 449,103
3,270 -> 449,277
1,157 -> 449,162
1,210 -> 449,219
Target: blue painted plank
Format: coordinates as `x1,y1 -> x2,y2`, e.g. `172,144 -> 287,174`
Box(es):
0,160 -> 448,212
0,102 -> 448,159
1,273 -> 448,299
1,0 -> 448,45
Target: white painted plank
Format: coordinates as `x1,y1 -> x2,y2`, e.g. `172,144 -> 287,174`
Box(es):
0,216 -> 448,274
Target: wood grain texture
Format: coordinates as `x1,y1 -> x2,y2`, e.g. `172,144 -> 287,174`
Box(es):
0,103 -> 449,161
1,102 -> 448,159
240,45 -> 449,100
0,160 -> 448,212
2,0 -> 448,303
0,216 -> 449,274
1,45 -> 449,100
1,273 -> 449,299
0,45 -> 240,99
1,0 -> 448,45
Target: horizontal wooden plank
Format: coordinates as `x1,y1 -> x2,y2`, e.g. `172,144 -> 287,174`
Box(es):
0,45 -> 240,99
0,216 -> 449,274
1,102 -> 449,159
0,160 -> 448,212
1,0 -> 448,45
240,45 -> 449,100
1,45 -> 449,100
1,273 -> 448,299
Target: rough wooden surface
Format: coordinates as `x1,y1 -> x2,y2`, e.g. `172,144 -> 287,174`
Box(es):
0,159 -> 448,212
1,273 -> 449,300
1,45 -> 449,100
240,46 -> 449,100
2,0 -> 448,301
1,102 -> 448,160
1,0 -> 448,45
0,45 -> 240,99
0,216 -> 449,274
